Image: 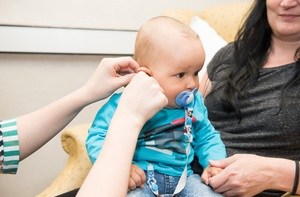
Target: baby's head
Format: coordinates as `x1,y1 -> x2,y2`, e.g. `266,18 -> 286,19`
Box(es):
134,16 -> 205,108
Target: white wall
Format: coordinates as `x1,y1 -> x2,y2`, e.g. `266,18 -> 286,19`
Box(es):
0,54 -> 109,197
0,0 -> 249,30
0,0 -> 250,196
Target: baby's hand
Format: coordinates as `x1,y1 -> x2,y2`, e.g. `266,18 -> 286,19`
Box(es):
128,164 -> 146,191
201,166 -> 223,185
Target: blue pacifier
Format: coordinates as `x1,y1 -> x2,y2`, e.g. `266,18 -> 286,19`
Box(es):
175,88 -> 198,108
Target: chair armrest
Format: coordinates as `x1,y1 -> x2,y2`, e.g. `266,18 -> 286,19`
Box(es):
36,123 -> 92,197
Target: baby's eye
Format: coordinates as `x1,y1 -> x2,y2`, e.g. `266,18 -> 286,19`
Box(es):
176,73 -> 185,78
194,71 -> 199,76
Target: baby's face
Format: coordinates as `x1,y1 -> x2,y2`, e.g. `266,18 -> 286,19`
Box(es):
147,36 -> 205,108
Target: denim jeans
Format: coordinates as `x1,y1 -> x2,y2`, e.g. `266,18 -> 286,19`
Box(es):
127,172 -> 223,197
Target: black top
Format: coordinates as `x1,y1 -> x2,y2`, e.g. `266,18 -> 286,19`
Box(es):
206,43 -> 300,159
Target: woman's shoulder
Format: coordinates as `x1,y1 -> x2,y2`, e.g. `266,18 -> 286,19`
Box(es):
209,42 -> 235,64
207,43 -> 235,77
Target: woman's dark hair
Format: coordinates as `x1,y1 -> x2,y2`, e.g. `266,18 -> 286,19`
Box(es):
215,0 -> 299,120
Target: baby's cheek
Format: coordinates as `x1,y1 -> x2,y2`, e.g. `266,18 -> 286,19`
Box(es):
166,95 -> 178,108
163,88 -> 181,108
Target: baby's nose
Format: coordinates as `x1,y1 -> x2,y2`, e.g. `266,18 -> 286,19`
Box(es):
186,78 -> 197,89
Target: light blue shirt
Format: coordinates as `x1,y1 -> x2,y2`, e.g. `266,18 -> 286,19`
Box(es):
86,92 -> 226,176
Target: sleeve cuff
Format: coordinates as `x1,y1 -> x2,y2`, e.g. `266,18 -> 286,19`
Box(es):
0,119 -> 20,174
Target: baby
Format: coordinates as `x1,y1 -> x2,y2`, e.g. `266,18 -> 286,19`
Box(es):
86,16 -> 226,196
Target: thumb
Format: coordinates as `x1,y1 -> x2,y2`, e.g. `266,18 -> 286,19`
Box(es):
117,73 -> 136,87
201,170 -> 210,185
209,155 -> 239,169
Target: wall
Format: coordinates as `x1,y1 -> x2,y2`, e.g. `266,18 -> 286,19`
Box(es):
0,0 -> 250,196
0,0 -> 249,30
0,54 -> 108,197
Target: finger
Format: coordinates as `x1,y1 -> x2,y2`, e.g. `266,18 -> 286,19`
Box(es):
118,68 -> 136,76
131,170 -> 145,187
162,93 -> 168,106
128,177 -> 137,190
131,173 -> 142,187
115,57 -> 140,72
211,181 -> 230,194
201,171 -> 209,185
210,167 -> 223,176
116,73 -> 136,87
208,168 -> 230,190
135,70 -> 150,79
146,75 -> 165,94
209,155 -> 240,169
134,165 -> 146,183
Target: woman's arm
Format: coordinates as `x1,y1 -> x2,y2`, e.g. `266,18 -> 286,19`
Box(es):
77,72 -> 168,197
17,57 -> 140,160
209,154 -> 299,196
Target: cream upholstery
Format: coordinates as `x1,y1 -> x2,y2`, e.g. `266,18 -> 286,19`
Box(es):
163,2 -> 251,42
36,124 -> 92,197
36,2 -> 298,197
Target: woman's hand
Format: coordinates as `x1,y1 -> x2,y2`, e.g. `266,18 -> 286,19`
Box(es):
118,71 -> 168,124
201,166 -> 223,185
208,154 -> 276,197
81,56 -> 140,104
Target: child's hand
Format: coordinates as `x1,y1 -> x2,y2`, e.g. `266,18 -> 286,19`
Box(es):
128,164 -> 146,191
201,166 -> 223,185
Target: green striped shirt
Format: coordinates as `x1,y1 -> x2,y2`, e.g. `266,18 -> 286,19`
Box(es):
0,119 -> 20,174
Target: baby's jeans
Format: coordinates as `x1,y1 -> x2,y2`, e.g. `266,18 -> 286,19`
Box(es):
127,172 -> 223,197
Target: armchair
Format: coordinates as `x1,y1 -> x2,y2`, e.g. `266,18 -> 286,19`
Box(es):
37,123 -> 92,197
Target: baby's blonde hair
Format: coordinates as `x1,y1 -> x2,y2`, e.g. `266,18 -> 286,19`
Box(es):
133,16 -> 199,66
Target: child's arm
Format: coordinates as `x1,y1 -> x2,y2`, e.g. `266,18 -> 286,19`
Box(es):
193,93 -> 227,168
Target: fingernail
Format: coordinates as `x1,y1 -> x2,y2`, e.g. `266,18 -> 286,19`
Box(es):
209,160 -> 215,165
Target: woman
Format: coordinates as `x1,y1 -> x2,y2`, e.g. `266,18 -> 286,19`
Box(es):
1,57 -> 139,171
1,57 -> 167,196
200,0 -> 300,196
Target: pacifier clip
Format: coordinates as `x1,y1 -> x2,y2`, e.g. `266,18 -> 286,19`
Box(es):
146,88 -> 197,196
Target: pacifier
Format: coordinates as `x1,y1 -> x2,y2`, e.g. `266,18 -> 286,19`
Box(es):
175,88 -> 198,108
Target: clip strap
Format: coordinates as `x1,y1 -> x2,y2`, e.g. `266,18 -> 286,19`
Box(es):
146,88 -> 196,196
147,164 -> 159,195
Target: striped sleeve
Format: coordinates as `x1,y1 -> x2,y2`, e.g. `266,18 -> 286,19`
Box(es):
0,119 -> 20,174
